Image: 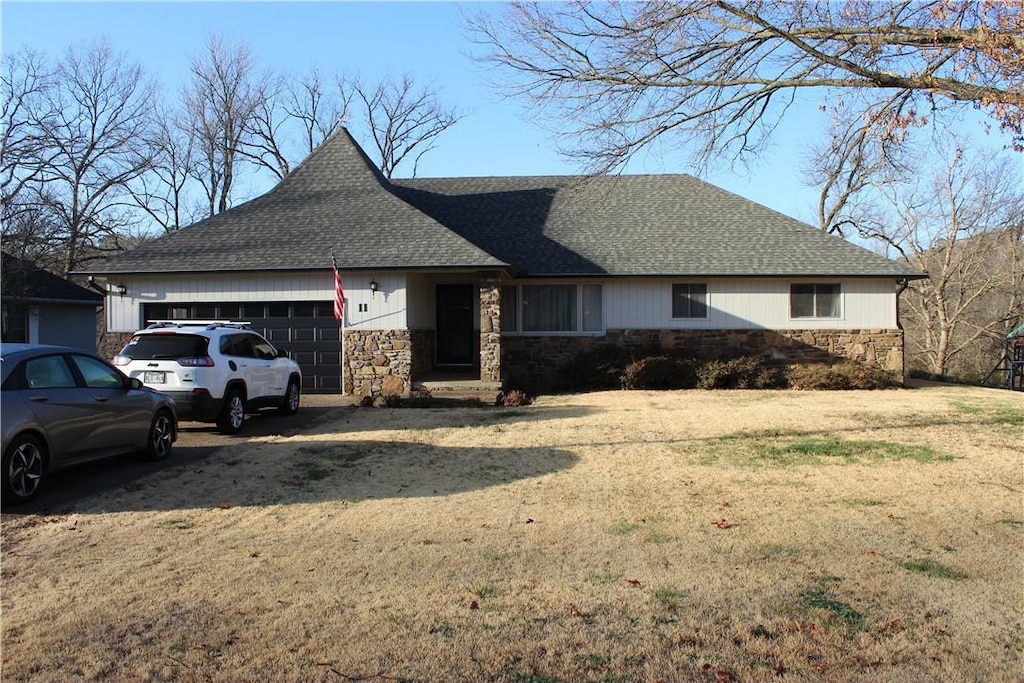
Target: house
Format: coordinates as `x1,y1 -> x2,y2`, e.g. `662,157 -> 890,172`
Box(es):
2,252 -> 104,350
79,129 -> 924,396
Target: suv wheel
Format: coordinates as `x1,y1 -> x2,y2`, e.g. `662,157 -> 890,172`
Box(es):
279,378 -> 300,416
217,388 -> 246,435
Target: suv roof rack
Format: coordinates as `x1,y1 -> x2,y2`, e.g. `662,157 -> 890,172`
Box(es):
145,320 -> 252,330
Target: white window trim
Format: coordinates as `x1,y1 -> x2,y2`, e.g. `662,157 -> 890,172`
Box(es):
502,282 -> 605,336
788,281 -> 844,321
670,281 -> 709,320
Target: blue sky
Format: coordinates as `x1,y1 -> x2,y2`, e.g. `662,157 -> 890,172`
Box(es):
1,1 -> 1013,224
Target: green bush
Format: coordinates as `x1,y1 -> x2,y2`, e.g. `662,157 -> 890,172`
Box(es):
696,356 -> 784,389
787,362 -> 900,390
563,344 -> 637,391
621,356 -> 698,390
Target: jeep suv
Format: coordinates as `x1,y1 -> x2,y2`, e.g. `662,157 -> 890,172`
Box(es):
113,321 -> 301,434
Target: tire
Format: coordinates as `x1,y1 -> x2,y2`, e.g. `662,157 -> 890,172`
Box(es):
217,388 -> 246,435
279,378 -> 301,416
143,410 -> 175,461
3,434 -> 46,505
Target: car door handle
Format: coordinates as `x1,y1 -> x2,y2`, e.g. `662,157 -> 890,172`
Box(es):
28,396 -> 50,403
93,396 -> 109,403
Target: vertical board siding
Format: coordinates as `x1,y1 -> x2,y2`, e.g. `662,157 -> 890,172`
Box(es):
604,278 -> 897,330
107,271 -> 408,332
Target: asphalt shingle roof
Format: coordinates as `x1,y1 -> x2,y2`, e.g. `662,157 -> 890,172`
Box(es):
2,253 -> 103,304
83,129 -> 922,279
84,129 -> 506,274
392,175 -> 922,278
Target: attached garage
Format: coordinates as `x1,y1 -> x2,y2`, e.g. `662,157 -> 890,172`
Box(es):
142,301 -> 342,392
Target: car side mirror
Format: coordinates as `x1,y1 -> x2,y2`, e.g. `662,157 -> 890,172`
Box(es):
129,377 -> 144,390
277,349 -> 289,358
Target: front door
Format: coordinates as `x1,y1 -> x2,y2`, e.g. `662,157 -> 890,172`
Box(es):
436,284 -> 474,366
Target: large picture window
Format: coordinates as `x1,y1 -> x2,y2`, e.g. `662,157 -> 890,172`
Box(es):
790,283 -> 841,318
671,283 -> 707,319
507,284 -> 602,333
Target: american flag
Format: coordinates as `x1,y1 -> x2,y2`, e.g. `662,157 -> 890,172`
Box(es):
331,251 -> 344,321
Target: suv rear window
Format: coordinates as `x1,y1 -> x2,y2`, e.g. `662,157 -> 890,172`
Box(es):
120,334 -> 209,360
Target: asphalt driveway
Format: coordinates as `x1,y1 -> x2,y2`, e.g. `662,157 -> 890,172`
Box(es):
3,394 -> 357,515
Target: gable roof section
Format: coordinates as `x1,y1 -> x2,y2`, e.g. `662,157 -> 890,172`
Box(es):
2,253 -> 103,304
83,129 -> 507,274
392,175 -> 923,278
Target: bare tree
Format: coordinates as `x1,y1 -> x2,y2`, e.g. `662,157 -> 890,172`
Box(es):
468,1 -> 1023,173
287,68 -> 349,157
129,107 -> 201,233
352,72 -> 463,178
241,68 -> 351,180
871,147 -> 1024,378
184,35 -> 270,216
3,41 -> 156,275
1,49 -> 57,230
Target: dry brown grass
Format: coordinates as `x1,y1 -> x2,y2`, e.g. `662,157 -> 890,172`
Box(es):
2,383 -> 1022,682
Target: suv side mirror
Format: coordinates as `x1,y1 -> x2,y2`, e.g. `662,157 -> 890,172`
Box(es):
276,349 -> 289,358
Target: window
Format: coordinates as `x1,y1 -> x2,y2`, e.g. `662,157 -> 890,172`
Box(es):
522,285 -> 576,332
582,285 -> 603,331
24,356 -> 76,389
791,283 -> 841,318
672,283 -> 708,319
2,304 -> 28,342
70,355 -> 124,389
501,286 -> 518,333
505,284 -> 602,333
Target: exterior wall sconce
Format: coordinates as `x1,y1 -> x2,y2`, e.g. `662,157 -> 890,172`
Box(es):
369,279 -> 379,295
114,283 -> 127,297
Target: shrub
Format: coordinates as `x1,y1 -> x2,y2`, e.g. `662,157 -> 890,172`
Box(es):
696,356 -> 784,389
563,344 -> 637,391
497,388 -> 531,407
787,362 -> 900,390
621,356 -> 698,390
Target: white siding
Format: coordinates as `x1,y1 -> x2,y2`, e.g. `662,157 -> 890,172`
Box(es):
600,277 -> 898,331
105,271 -> 408,332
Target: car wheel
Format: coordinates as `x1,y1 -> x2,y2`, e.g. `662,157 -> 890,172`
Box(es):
144,410 -> 175,461
217,388 -> 245,435
279,378 -> 300,416
2,434 -> 46,505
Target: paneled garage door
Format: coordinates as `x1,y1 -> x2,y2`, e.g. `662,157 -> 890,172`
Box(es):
142,301 -> 342,393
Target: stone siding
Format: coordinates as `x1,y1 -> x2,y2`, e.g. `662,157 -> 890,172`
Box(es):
479,276 -> 502,381
502,328 -> 904,393
346,329 -> 412,398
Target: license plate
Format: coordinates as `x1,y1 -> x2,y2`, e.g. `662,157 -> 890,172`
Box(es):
143,371 -> 166,384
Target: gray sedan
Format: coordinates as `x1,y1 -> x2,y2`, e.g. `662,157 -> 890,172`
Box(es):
1,344 -> 177,505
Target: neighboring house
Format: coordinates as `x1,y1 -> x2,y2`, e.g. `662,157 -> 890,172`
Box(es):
78,129 -> 924,396
2,253 -> 103,351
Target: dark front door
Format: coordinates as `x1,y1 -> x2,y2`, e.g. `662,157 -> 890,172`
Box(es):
436,284 -> 474,366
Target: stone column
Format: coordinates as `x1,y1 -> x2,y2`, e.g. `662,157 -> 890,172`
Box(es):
479,275 -> 502,382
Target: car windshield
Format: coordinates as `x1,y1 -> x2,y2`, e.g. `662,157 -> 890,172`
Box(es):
120,334 -> 208,360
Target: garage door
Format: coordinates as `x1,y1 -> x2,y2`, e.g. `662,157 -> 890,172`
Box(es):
142,301 -> 342,393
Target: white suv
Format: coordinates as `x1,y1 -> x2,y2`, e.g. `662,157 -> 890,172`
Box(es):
113,321 -> 302,434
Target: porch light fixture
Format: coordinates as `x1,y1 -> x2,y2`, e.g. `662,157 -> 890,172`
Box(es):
369,279 -> 379,295
114,283 -> 127,297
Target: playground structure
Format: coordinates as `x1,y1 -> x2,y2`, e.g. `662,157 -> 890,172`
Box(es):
985,322 -> 1024,391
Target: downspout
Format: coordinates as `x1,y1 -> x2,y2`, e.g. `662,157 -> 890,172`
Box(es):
895,278 -> 909,384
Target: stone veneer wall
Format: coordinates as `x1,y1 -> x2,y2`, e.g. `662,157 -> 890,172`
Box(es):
501,328 -> 905,393
479,277 -> 502,381
345,329 -> 412,398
